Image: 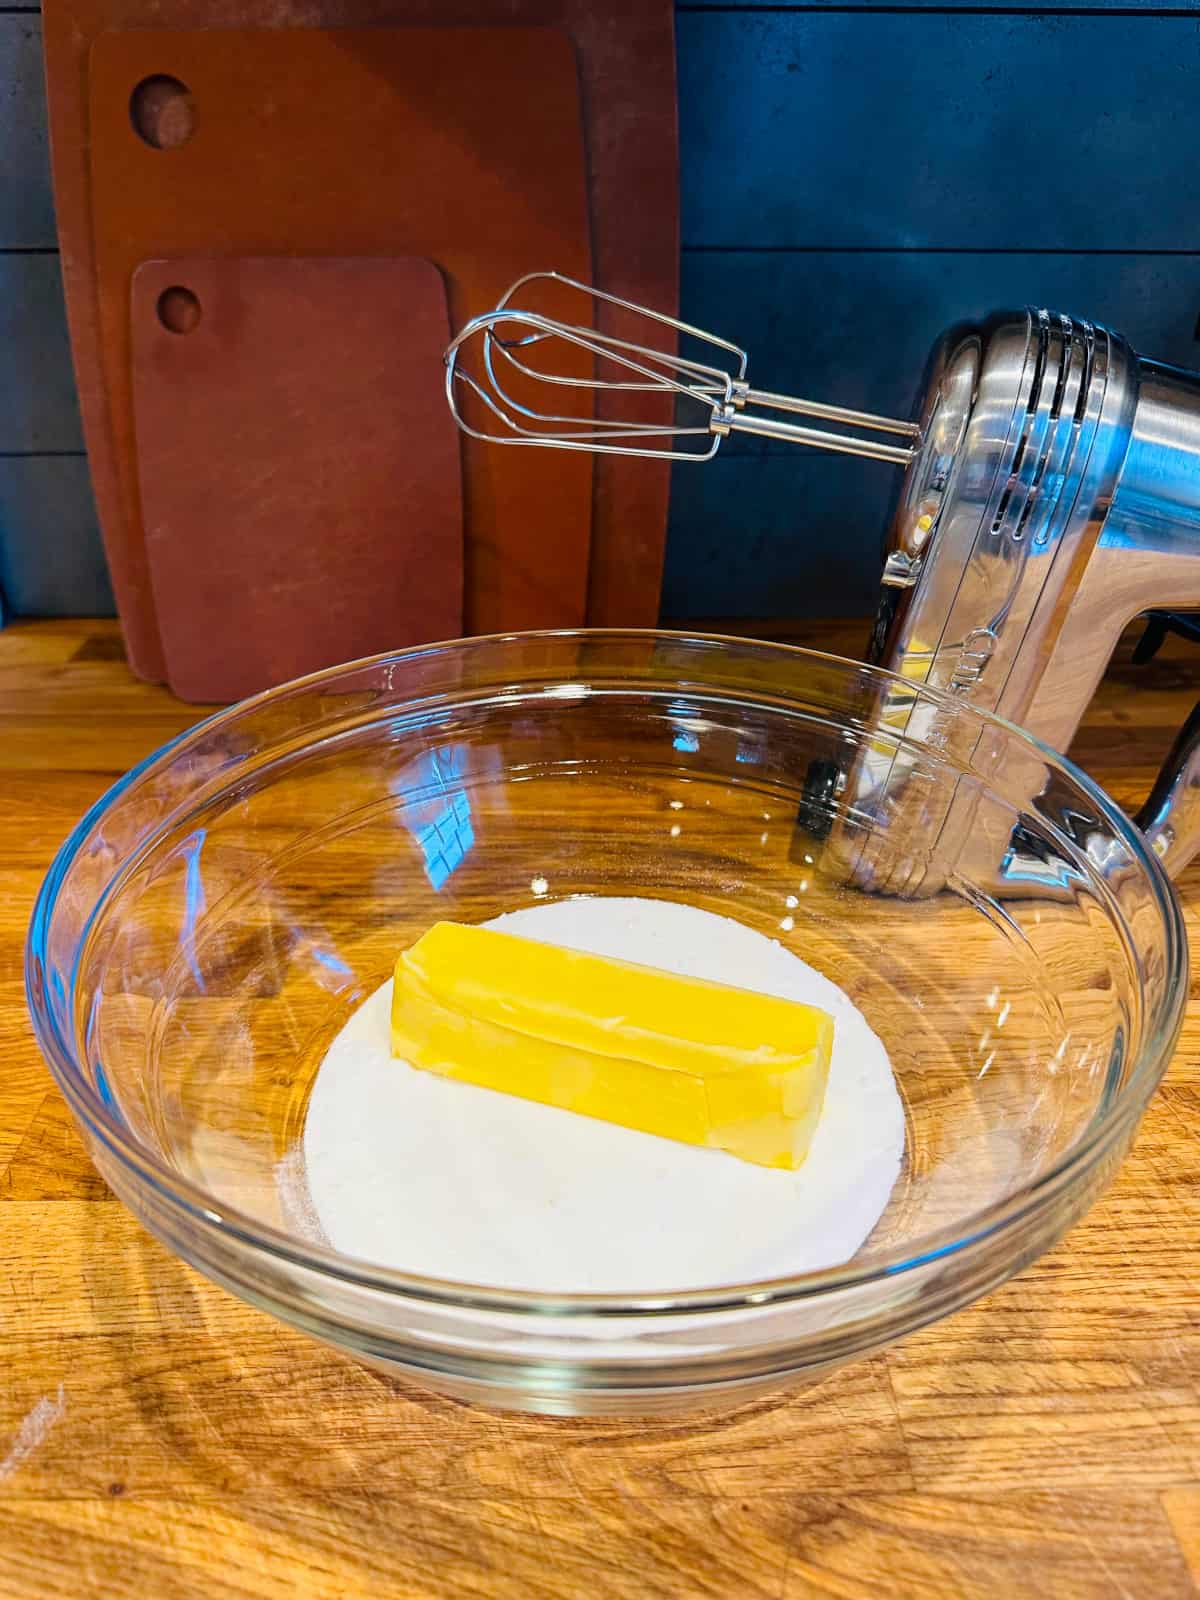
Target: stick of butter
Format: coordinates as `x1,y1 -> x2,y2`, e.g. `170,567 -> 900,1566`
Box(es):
390,921 -> 834,1170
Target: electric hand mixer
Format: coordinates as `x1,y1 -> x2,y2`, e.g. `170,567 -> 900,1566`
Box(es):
445,273 -> 1200,893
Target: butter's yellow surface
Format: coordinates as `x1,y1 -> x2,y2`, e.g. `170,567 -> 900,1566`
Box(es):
390,921 -> 835,1170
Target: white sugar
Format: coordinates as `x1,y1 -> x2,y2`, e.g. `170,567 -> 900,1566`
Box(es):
298,896 -> 904,1293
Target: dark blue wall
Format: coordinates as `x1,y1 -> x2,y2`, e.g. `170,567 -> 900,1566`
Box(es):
666,5 -> 1200,618
5,4 -> 1200,620
0,12 -> 114,618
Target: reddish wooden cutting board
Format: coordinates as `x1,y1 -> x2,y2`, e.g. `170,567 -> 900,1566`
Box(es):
42,1 -> 675,678
82,25 -> 594,679
130,256 -> 462,703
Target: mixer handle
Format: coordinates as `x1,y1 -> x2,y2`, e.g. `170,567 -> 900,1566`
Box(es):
1135,698 -> 1200,878
1131,612 -> 1200,665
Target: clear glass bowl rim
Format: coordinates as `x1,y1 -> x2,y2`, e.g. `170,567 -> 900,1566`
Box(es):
25,628 -> 1189,1319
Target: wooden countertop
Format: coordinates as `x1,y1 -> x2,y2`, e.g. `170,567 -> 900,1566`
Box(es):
1,617 -> 1198,1599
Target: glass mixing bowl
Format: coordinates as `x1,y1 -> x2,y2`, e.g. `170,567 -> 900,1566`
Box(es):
27,632 -> 1186,1415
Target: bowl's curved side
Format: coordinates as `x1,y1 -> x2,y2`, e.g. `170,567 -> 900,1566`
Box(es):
23,631 -> 1188,1415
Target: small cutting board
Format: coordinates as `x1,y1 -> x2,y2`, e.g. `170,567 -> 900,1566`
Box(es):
131,256 -> 463,703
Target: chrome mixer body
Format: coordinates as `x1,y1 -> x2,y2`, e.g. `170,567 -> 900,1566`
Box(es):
445,276 -> 1200,889
840,309 -> 1200,893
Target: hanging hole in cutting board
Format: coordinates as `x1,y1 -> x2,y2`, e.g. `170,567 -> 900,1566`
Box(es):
130,75 -> 196,150
157,287 -> 202,336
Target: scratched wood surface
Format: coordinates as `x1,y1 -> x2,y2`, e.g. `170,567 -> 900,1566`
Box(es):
0,616 -> 1198,1599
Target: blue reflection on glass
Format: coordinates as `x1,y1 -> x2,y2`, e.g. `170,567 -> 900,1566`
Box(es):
312,948 -> 354,979
393,747 -> 476,891
418,791 -> 476,891
180,828 -> 207,991
95,1059 -> 119,1115
84,987 -> 101,1051
1000,833 -> 1079,893
673,731 -> 700,754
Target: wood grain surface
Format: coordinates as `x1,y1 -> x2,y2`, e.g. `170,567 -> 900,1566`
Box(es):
1,617 -> 1198,1599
